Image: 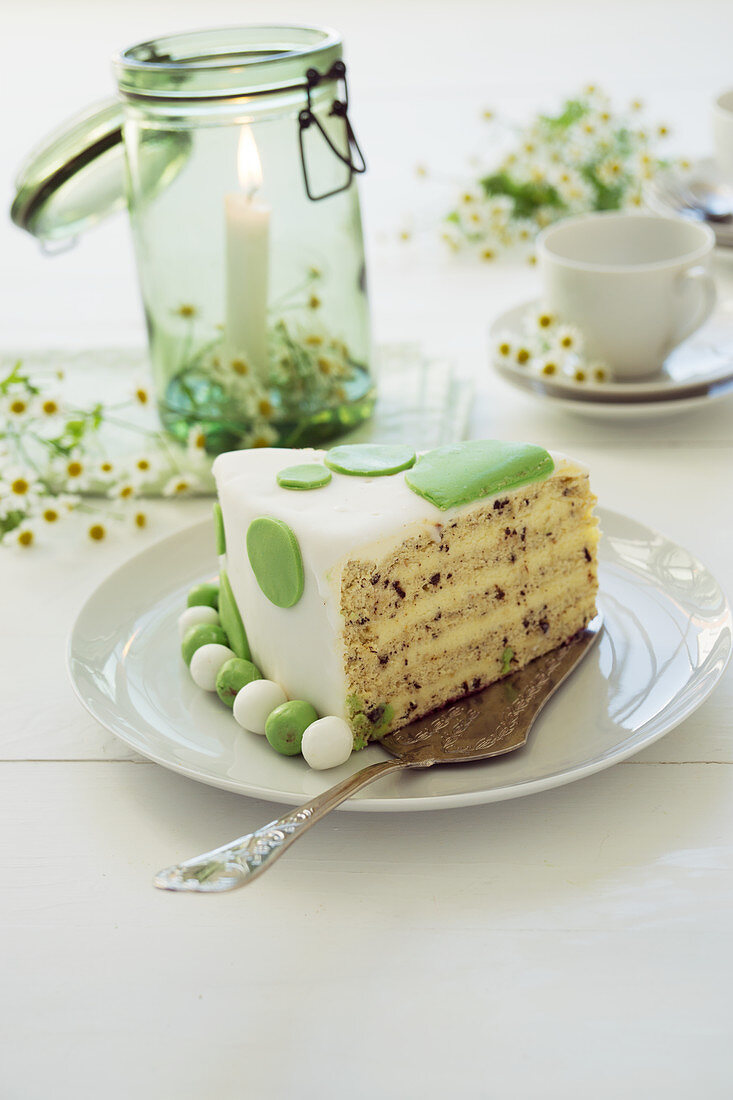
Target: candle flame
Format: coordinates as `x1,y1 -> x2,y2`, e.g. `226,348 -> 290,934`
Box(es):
237,125 -> 263,198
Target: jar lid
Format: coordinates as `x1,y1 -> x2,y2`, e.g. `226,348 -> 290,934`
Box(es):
113,25 -> 343,101
11,98 -> 190,246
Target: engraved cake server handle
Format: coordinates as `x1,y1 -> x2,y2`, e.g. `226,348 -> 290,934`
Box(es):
153,756 -> 426,893
154,613 -> 602,893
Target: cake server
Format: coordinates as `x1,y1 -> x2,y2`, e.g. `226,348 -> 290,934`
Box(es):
154,613 -> 602,893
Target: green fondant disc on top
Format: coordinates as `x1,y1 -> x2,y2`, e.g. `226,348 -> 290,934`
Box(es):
406,440 -> 554,511
246,517 -> 304,608
213,501 -> 226,555
218,569 -> 251,660
325,444 -> 416,477
276,463 -> 332,491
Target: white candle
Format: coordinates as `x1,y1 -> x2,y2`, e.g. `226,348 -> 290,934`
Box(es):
225,125 -> 270,382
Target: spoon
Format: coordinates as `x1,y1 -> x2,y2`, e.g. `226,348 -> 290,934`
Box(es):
646,169 -> 733,245
154,612 -> 603,893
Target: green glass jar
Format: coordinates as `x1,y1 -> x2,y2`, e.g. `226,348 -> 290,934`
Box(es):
13,26 -> 374,453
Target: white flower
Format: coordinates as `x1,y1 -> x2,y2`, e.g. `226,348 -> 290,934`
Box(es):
129,452 -> 161,483
2,392 -> 33,420
163,473 -> 202,498
0,465 -> 43,507
186,425 -> 208,458
525,306 -> 558,334
246,424 -> 279,449
94,458 -> 117,481
53,450 -> 90,491
553,324 -> 584,355
534,353 -> 563,377
492,334 -> 515,363
596,157 -> 626,187
588,361 -> 610,383
108,480 -> 137,502
6,522 -> 36,549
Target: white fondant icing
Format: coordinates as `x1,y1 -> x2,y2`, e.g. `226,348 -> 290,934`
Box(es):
232,679 -> 288,735
213,447 -> 585,722
178,604 -> 220,641
301,716 -> 353,770
190,643 -> 235,691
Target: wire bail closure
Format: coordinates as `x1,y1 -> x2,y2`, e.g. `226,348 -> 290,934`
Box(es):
298,60 -> 366,201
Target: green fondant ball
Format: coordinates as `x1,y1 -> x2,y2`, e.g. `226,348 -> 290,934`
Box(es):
181,623 -> 229,666
215,658 -> 261,708
187,582 -> 220,610
265,699 -> 318,756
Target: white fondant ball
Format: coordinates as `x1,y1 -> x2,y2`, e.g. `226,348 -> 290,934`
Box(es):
189,643 -> 235,691
301,716 -> 353,771
178,604 -> 220,640
232,679 -> 288,735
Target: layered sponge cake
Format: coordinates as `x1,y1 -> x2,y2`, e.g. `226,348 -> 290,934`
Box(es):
212,440 -> 599,748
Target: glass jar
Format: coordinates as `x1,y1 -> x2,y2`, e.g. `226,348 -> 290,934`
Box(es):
13,26 -> 374,453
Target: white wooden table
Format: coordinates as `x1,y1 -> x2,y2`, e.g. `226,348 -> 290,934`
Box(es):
4,2 -> 733,1097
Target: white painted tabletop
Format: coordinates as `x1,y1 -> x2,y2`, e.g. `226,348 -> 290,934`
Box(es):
4,2 -> 733,1097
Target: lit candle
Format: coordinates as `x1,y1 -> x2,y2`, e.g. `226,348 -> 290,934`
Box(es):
225,125 -> 270,382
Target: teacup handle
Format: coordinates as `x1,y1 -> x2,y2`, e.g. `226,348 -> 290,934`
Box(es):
673,266 -> 717,346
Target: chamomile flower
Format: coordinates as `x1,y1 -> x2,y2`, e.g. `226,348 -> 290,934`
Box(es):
94,458 -> 117,481
526,307 -> 557,333
163,474 -> 201,498
132,380 -> 151,406
3,392 -> 32,419
11,523 -> 36,548
493,334 -> 515,363
109,480 -> 137,502
186,425 -> 208,458
56,451 -> 89,491
554,325 -> 584,355
88,523 -> 108,542
588,362 -> 610,383
596,156 -> 626,186
1,466 -> 43,507
247,424 -> 279,449
536,354 -> 561,377
130,453 -> 160,482
515,344 -> 532,366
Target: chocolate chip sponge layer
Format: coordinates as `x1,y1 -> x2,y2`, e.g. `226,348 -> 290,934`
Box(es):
339,468 -> 598,738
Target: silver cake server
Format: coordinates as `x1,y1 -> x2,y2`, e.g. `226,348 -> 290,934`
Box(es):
154,612 -> 602,893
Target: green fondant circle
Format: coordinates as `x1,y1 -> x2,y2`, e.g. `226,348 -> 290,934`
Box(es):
276,463 -> 332,491
218,569 -> 251,660
325,444 -> 416,477
405,440 -> 554,511
246,517 -> 304,608
213,501 -> 226,555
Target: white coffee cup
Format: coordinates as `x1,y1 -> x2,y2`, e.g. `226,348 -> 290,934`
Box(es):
537,213 -> 716,378
712,89 -> 733,179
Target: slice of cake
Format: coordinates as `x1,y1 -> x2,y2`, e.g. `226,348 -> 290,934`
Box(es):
211,440 -> 599,750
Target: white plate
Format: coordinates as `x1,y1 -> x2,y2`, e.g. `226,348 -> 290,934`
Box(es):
68,510 -> 731,812
490,300 -> 733,420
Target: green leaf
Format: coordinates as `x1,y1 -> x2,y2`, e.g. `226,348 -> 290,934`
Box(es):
539,98 -> 587,130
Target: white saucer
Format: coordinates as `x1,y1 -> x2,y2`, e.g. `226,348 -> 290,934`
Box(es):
645,157 -> 733,249
490,299 -> 733,419
67,511 -> 731,812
